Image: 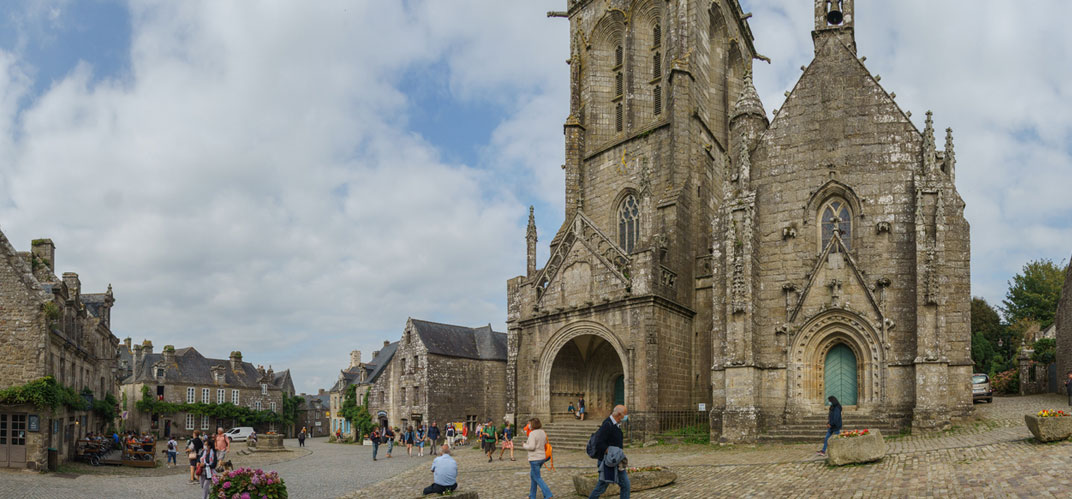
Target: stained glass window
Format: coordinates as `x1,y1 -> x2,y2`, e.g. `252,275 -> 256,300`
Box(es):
618,195 -> 640,253
820,199 -> 852,251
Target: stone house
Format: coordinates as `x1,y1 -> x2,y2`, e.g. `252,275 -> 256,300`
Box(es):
507,0 -> 971,442
1055,255 -> 1072,394
1,234 -> 120,470
328,344 -> 395,438
366,319 -> 507,433
119,343 -> 287,436
297,389 -> 330,438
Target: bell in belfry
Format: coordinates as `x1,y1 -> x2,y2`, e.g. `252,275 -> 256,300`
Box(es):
826,0 -> 844,25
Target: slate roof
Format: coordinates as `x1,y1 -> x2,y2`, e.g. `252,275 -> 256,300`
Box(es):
82,293 -> 109,318
123,347 -> 277,389
365,341 -> 398,383
410,319 -> 507,361
303,392 -> 330,408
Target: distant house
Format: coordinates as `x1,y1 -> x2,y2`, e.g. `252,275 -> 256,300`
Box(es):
366,318 -> 507,433
120,343 -> 287,436
328,343 -> 396,439
297,389 -> 330,438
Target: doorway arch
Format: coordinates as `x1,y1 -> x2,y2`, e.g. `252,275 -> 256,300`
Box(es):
537,321 -> 630,421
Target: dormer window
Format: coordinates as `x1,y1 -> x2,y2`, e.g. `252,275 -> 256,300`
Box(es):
155,368 -> 164,378
261,383 -> 268,395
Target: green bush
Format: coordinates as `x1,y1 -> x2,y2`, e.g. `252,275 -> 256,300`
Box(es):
991,369 -> 1019,394
0,376 -> 88,411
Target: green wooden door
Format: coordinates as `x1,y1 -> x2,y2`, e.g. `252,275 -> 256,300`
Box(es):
613,375 -> 625,406
824,344 -> 858,405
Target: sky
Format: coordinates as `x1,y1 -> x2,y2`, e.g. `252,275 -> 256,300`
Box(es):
0,1 -> 1069,394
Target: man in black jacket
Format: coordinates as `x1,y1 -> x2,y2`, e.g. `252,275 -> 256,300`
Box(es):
588,405 -> 630,499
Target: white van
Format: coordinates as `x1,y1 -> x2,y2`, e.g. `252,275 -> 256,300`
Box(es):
224,427 -> 256,442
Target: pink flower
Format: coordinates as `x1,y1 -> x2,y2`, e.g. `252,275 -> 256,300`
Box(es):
241,494 -> 251,499
223,481 -> 231,489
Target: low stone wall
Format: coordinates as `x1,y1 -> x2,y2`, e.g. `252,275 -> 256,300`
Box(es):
1024,415 -> 1072,442
827,429 -> 886,466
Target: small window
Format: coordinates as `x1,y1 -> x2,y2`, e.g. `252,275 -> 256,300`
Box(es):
615,103 -> 624,132
653,23 -> 661,47
616,72 -> 624,97
186,414 -> 195,430
652,52 -> 661,79
618,194 -> 641,252
217,389 -> 225,404
187,387 -> 195,404
270,402 -> 277,412
155,368 -> 164,378
201,415 -> 209,430
819,198 -> 852,251
231,389 -> 240,404
615,45 -> 623,67
653,86 -> 662,115
202,388 -> 210,403
261,383 -> 268,395
255,401 -> 262,411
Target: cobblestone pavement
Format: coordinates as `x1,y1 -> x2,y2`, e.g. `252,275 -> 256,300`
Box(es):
344,394 -> 1072,498
0,437 -> 424,499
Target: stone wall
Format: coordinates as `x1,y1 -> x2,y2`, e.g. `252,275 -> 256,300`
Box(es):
1056,255 -> 1072,393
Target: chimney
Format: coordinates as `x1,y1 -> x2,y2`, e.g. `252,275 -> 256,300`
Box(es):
31,239 -> 55,273
63,272 -> 81,299
162,344 -> 176,364
372,350 -> 380,359
133,343 -> 144,373
230,351 -> 242,370
383,340 -> 390,347
124,338 -> 132,352
141,339 -> 153,356
349,350 -> 362,368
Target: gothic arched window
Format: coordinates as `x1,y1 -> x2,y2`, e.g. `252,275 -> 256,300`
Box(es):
618,194 -> 640,253
819,198 -> 852,252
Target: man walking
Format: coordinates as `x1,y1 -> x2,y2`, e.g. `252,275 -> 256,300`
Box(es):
385,426 -> 396,458
215,427 -> 231,463
588,405 -> 630,499
428,422 -> 441,456
371,426 -> 381,461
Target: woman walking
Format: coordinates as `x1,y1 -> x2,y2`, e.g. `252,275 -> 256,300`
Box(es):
417,424 -> 426,457
198,438 -> 219,499
523,418 -> 553,499
817,395 -> 842,457
404,426 -> 415,457
498,424 -> 516,461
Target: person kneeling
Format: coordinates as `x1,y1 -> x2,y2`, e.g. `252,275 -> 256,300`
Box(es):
423,444 -> 458,495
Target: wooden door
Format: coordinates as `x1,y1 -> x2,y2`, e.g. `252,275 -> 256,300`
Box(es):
824,344 -> 858,405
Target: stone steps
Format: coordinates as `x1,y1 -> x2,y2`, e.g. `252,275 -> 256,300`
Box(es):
759,420 -> 902,442
543,422 -> 610,450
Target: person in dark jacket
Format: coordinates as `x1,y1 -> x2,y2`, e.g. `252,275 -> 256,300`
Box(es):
588,405 -> 630,499
428,422 -> 441,456
818,396 -> 842,456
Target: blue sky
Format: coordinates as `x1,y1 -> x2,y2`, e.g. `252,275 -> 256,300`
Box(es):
0,1 -> 1070,394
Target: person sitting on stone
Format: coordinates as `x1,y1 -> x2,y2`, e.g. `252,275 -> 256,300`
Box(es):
569,401 -> 578,418
423,443 -> 458,496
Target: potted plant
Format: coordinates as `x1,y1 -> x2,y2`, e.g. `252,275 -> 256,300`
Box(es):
826,428 -> 886,466
211,467 -> 287,499
1025,409 -> 1072,442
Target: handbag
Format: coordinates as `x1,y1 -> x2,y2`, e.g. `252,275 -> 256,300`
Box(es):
195,462 -> 204,476
188,451 -> 197,460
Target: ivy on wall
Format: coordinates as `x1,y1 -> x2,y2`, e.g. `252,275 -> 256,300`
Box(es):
135,386 -> 283,426
0,376 -> 89,411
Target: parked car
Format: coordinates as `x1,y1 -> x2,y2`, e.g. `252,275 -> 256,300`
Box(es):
224,426 -> 256,442
972,373 -> 993,403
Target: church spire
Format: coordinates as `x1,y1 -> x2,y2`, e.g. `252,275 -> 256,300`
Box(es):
944,127 -> 956,182
732,70 -> 765,121
526,206 -> 538,278
922,111 -> 937,174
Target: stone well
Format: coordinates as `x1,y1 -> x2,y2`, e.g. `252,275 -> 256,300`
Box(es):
1025,414 -> 1072,442
827,429 -> 886,466
255,434 -> 288,452
571,467 -> 677,496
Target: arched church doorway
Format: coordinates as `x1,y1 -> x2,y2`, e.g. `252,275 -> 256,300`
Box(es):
548,334 -> 625,421
824,344 -> 858,405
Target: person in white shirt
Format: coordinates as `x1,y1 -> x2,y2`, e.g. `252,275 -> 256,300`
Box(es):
423,444 -> 459,495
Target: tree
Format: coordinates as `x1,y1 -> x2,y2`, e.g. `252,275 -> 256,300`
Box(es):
1031,338 -> 1057,366
971,297 -> 1010,374
282,393 -> 303,437
339,385 -> 375,443
971,332 -> 996,374
1002,259 -> 1067,328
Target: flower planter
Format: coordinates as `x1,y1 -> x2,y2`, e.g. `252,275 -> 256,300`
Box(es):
571,467 -> 677,497
1024,414 -> 1072,442
826,429 -> 886,466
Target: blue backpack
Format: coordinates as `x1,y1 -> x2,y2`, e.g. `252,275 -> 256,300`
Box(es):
585,429 -> 600,459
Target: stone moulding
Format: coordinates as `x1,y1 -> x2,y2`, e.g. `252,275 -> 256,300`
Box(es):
572,467 -> 677,496
826,429 -> 886,466
1024,415 -> 1072,443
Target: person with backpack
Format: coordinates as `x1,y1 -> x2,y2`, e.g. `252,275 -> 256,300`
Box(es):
498,423 -> 516,461
817,395 -> 842,457
198,438 -> 219,499
371,427 -> 381,461
587,405 -> 630,499
481,419 -> 498,463
165,436 -> 177,467
404,426 -> 415,457
522,418 -> 553,499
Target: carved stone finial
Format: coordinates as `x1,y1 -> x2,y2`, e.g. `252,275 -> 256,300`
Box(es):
732,69 -> 766,120
526,206 -> 537,240
944,127 -> 956,176
922,111 -> 937,172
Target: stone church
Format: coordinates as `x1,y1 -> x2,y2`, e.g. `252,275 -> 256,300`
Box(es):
506,0 -> 972,441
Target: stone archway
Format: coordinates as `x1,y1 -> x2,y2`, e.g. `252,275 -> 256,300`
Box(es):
788,310 -> 884,414
537,322 -> 630,421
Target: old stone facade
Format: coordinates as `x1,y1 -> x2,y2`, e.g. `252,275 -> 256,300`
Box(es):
0,233 -> 120,470
363,319 -> 507,433
329,346 -> 391,438
1055,255 -> 1072,394
297,390 -> 330,438
507,0 -> 971,442
119,342 -> 287,436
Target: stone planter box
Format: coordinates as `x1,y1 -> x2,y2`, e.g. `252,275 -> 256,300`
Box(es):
827,429 -> 886,466
1025,415 -> 1072,442
255,434 -> 288,452
571,467 -> 677,497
